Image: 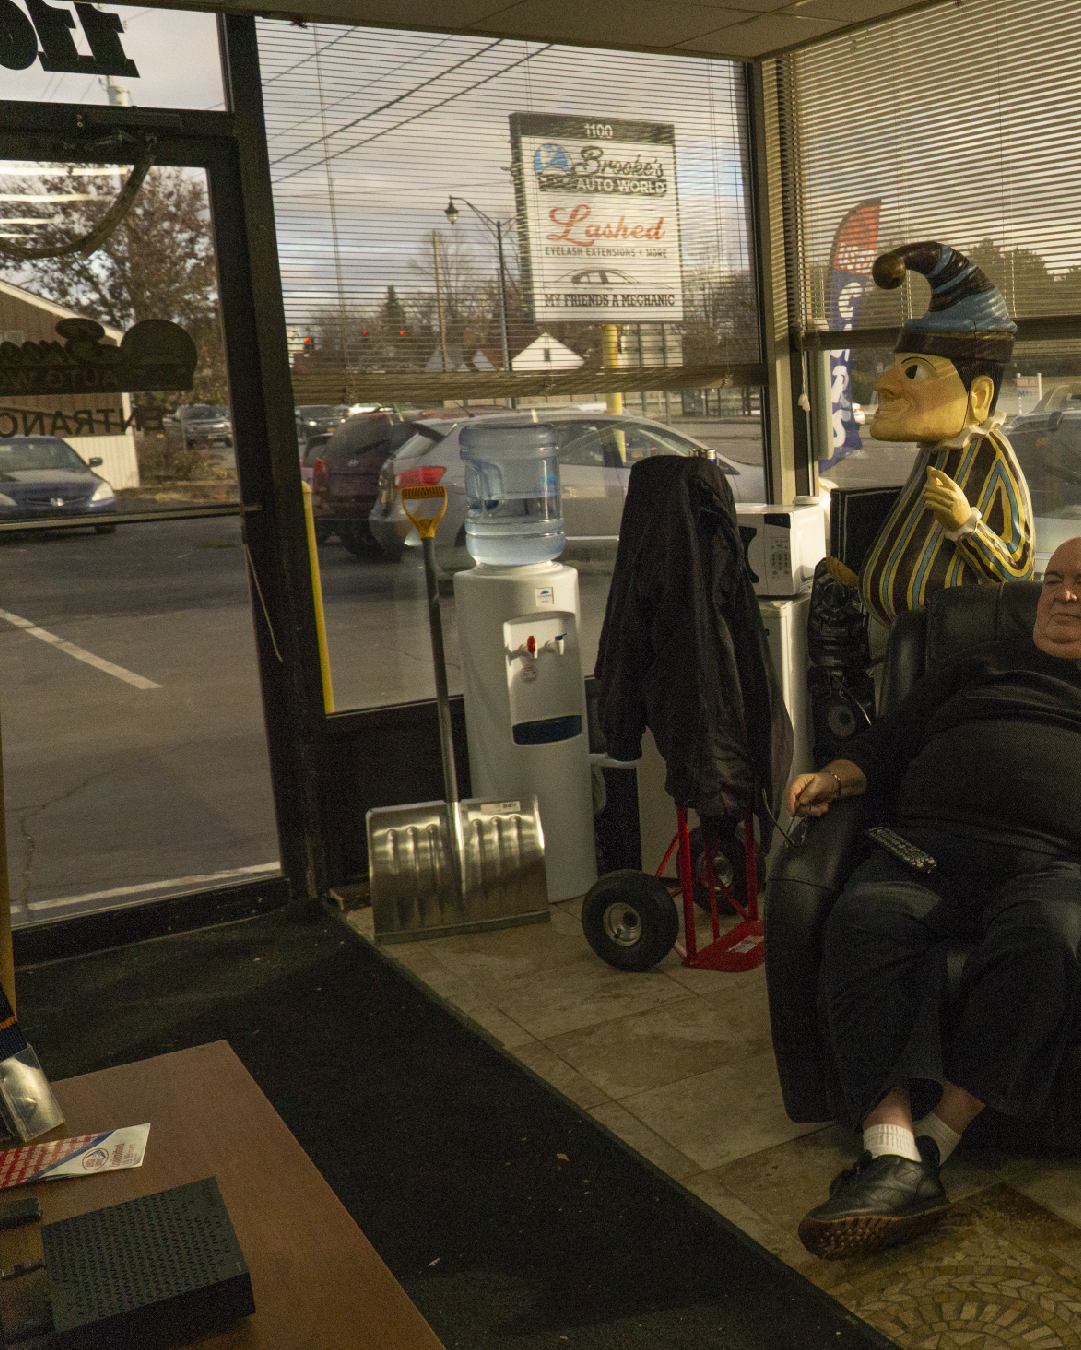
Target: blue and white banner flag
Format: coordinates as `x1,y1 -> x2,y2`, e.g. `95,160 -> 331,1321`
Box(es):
821,200 -> 881,472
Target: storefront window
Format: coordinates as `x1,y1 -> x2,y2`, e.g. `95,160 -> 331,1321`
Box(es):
256,21 -> 765,711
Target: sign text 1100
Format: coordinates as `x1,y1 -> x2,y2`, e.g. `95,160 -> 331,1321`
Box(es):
0,0 -> 138,77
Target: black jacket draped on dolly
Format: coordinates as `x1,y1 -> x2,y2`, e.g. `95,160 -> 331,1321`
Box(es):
594,455 -> 793,825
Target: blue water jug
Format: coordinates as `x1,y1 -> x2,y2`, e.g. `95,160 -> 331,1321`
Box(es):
459,421 -> 564,566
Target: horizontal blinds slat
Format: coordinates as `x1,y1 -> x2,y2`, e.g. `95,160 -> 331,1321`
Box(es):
291,361 -> 769,405
254,21 -> 758,393
787,0 -> 1081,329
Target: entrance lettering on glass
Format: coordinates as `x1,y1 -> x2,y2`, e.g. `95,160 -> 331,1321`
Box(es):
0,406 -> 134,436
0,0 -> 137,76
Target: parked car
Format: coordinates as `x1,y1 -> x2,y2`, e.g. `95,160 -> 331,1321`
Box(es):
179,404 -> 232,450
310,411 -> 430,555
0,436 -> 117,532
295,403 -> 349,452
369,411 -> 766,572
1003,380 -> 1081,526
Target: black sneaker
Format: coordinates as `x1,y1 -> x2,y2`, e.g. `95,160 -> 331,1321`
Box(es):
797,1143 -> 948,1260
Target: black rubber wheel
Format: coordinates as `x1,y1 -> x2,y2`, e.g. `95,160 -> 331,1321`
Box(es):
338,522 -> 380,557
94,523 -> 117,535
377,533 -> 406,562
581,870 -> 678,971
677,825 -> 742,914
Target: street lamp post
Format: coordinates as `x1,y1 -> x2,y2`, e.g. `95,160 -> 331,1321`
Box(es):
444,195 -> 512,375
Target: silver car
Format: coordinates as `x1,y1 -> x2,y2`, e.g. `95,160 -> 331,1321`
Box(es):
369,410 -> 765,572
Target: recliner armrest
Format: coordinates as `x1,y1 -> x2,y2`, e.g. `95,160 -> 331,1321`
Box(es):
763,797 -> 868,1125
770,794 -> 868,896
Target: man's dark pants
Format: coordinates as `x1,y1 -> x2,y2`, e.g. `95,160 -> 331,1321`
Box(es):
821,828 -> 1081,1126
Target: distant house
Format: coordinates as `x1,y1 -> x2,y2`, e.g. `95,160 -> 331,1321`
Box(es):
0,279 -> 139,489
425,330 -> 584,374
511,333 -> 583,372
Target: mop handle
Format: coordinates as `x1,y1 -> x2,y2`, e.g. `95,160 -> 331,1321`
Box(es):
401,487 -> 459,808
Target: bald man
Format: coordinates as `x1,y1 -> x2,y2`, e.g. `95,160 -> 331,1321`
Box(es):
788,537 -> 1081,1261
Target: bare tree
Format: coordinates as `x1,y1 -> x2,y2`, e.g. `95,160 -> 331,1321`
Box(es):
6,167 -> 228,404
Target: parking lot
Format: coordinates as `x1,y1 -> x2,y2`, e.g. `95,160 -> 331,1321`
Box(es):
0,420 -> 926,925
0,512 -> 618,925
0,517 -> 280,925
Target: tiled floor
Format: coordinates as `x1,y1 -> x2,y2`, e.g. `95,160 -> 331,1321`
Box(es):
344,893 -> 1081,1343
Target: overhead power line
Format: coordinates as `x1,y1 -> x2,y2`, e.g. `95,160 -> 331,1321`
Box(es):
269,38 -> 504,169
261,23 -> 354,84
272,42 -> 553,186
262,27 -> 461,143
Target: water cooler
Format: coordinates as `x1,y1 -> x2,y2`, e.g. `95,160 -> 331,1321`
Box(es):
453,421 -> 597,903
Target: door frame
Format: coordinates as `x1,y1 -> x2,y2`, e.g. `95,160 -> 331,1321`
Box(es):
0,15 -> 328,947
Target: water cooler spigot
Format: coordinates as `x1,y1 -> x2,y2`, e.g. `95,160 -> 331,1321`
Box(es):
508,633 -> 568,663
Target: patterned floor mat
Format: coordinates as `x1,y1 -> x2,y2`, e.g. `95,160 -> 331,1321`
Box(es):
816,1184 -> 1081,1349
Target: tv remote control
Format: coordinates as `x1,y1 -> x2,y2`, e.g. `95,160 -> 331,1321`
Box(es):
867,826 -> 937,873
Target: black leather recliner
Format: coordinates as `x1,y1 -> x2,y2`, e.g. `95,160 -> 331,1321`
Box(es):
763,579 -> 1081,1145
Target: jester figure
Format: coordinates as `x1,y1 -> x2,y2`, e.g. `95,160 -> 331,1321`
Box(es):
852,241 -> 1034,623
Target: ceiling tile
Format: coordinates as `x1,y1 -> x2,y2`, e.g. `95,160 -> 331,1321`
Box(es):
385,0 -> 524,24
208,0 -> 928,53
677,10 -> 843,54
471,0 -> 752,47
259,0 -> 520,24
693,0 -> 805,9
781,0 -> 919,20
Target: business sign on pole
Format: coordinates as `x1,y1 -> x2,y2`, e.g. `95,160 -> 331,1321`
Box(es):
821,199 -> 881,473
509,113 -> 683,324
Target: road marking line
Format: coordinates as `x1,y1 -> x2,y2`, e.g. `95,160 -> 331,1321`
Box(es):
0,608 -> 160,689
25,862 -> 281,911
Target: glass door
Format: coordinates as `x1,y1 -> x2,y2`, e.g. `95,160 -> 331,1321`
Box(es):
0,150 -> 282,926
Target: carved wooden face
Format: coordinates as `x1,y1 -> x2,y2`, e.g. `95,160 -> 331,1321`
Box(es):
870,352 -> 991,443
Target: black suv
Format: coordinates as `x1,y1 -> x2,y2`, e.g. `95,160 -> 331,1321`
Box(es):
309,412 -> 421,556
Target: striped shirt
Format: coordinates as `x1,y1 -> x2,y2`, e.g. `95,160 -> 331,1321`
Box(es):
858,422 -> 1034,625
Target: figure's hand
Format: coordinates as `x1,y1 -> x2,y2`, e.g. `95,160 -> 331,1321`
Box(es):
785,772 -> 838,819
923,467 -> 971,532
826,555 -> 859,588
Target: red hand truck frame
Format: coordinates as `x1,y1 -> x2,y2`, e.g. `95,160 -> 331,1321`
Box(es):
659,805 -> 764,971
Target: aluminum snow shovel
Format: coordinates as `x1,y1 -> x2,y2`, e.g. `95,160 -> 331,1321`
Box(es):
366,484 -> 549,944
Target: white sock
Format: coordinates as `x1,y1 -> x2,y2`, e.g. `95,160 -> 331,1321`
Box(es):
863,1122 -> 922,1162
913,1111 -> 962,1165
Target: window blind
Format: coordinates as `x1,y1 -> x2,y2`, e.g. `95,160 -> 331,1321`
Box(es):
254,21 -> 761,406
783,0 -> 1081,336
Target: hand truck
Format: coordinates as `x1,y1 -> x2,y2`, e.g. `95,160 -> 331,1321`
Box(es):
581,805 -> 764,973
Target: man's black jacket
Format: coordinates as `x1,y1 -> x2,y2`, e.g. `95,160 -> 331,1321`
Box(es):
594,455 -> 793,822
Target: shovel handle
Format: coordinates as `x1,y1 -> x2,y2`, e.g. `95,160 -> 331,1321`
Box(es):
401,485 -> 447,540
404,483 -> 463,896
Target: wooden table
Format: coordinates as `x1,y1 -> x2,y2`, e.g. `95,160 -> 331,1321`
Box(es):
0,1041 -> 445,1348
